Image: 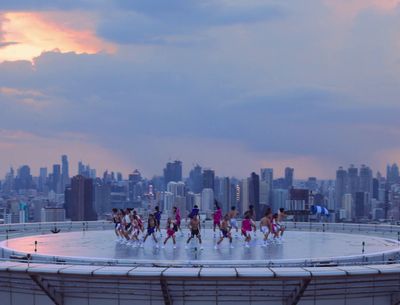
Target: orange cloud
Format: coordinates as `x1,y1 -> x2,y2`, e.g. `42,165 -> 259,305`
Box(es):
0,12 -> 116,62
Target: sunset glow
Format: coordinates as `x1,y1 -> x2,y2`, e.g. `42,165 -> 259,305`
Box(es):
0,12 -> 115,62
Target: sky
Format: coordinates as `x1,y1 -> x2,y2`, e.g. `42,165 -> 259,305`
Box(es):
0,0 -> 400,179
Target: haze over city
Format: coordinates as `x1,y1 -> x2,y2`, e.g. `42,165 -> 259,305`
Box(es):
1,1 -> 400,179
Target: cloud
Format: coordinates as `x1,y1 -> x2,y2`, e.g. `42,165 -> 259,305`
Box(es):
0,12 -> 116,62
96,1 -> 285,44
0,1 -> 399,178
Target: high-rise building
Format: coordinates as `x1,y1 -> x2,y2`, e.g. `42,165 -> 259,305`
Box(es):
128,170 -> 142,202
52,164 -> 61,193
67,175 -> 97,221
306,177 -> 318,192
342,193 -> 353,221
260,168 -> 273,206
347,165 -> 359,199
203,169 -> 215,191
93,179 -> 111,217
201,188 -> 214,212
15,165 -> 33,190
248,172 -> 261,219
272,189 -> 288,212
387,163 -> 400,185
61,155 -> 70,192
372,178 -> 379,200
38,167 -> 48,193
41,207 -> 66,222
284,167 -> 294,189
355,191 -> 369,220
335,167 -> 347,211
216,177 -> 230,213
188,164 -> 203,193
359,165 -> 373,195
163,161 -> 182,188
240,179 -> 249,214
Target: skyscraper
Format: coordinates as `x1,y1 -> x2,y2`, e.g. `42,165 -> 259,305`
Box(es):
38,167 -> 47,192
201,188 -> 214,212
15,165 -> 33,190
347,165 -> 359,200
284,167 -> 294,189
68,175 -> 97,221
203,169 -> 215,191
216,177 -> 230,212
248,172 -> 261,219
260,168 -> 273,206
335,167 -> 347,211
359,165 -> 373,195
188,164 -> 203,193
61,155 -> 70,192
163,160 -> 182,188
387,163 -> 400,185
128,170 -> 142,202
52,164 -> 61,193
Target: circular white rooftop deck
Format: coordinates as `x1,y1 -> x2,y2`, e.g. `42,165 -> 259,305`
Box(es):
1,229 -> 399,266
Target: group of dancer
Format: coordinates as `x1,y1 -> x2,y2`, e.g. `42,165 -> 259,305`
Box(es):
111,201 -> 287,249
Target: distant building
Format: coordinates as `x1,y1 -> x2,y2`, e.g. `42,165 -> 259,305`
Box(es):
260,168 -> 273,206
335,167 -> 347,211
41,207 -> 66,222
202,169 -> 215,191
67,175 -> 97,221
284,167 -> 294,189
248,172 -> 261,219
163,160 -> 182,188
188,164 -> 203,193
201,188 -> 214,213
355,192 -> 369,220
61,155 -> 70,192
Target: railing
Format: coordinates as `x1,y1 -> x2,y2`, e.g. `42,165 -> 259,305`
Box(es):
0,220 -> 400,239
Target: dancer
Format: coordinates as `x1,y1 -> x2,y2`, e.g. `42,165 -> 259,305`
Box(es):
228,206 -> 239,238
112,208 -> 121,239
141,214 -> 159,248
215,214 -> 233,249
154,206 -> 162,234
188,205 -> 200,219
121,208 -> 132,242
259,210 -> 272,247
163,218 -> 177,248
277,208 -> 287,239
213,200 -> 222,238
245,205 -> 257,238
129,214 -> 141,245
271,213 -> 281,243
133,210 -> 144,232
173,206 -> 183,237
241,214 -> 256,248
186,215 -> 202,249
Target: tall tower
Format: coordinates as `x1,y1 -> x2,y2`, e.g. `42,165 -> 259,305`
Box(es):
163,160 -> 183,188
202,169 -> 215,191
188,164 -> 203,193
260,168 -> 273,206
248,172 -> 261,219
335,167 -> 347,211
69,175 -> 96,221
61,155 -> 70,192
359,165 -> 373,194
284,167 -> 294,189
347,165 -> 359,200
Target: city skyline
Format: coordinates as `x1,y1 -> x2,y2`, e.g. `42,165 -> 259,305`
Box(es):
1,156 -> 398,181
0,1 -> 400,179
